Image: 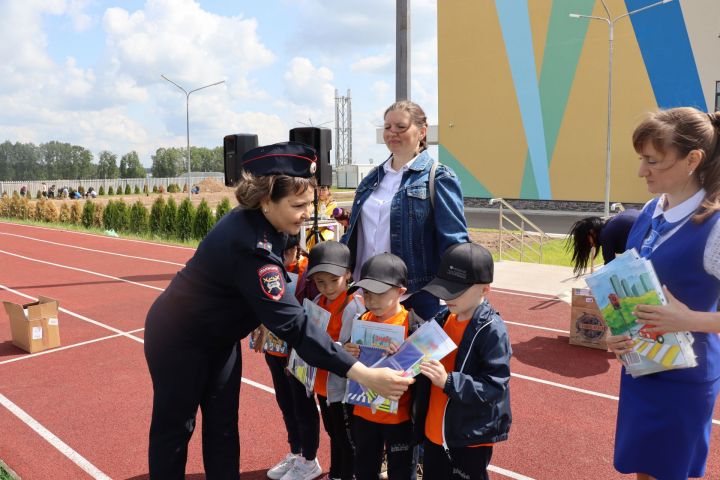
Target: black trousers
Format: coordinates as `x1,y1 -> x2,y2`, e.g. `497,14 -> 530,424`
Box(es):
265,353 -> 320,460
317,395 -> 355,480
422,439 -> 493,480
145,339 -> 242,480
352,416 -> 414,480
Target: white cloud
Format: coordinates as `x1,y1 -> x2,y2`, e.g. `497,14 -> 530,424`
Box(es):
283,57 -> 336,112
351,53 -> 393,74
102,0 -> 275,87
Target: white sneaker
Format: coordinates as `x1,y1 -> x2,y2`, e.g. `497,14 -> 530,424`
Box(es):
267,453 -> 298,479
280,456 -> 322,480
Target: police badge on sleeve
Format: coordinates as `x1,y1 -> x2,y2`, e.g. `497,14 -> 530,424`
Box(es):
258,264 -> 285,301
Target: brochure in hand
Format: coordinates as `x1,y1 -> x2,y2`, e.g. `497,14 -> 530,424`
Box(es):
368,320 -> 457,409
249,330 -> 289,355
345,345 -> 400,413
344,319 -> 405,413
287,299 -> 331,393
584,249 -> 696,378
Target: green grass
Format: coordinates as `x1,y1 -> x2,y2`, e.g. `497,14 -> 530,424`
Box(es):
0,217 -> 200,248
0,462 -> 15,480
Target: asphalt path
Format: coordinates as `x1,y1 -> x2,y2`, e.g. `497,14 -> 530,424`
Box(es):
464,208 -> 595,235
337,201 -> 594,236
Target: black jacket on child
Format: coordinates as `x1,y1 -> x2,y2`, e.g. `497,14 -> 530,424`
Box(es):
413,301 -> 512,448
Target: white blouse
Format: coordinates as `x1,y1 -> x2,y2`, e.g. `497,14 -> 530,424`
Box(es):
353,157 -> 413,282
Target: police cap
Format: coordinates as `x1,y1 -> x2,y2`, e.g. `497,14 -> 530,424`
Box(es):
241,141 -> 318,178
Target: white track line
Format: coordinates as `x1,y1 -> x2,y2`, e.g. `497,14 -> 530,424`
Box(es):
0,250 -> 165,292
0,231 -> 186,266
0,393 -> 111,480
488,465 -> 535,480
0,329 -> 145,366
0,220 -> 196,251
0,283 -> 146,343
505,320 -> 568,334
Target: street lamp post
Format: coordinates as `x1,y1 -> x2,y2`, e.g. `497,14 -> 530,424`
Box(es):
161,75 -> 225,198
570,0 -> 672,216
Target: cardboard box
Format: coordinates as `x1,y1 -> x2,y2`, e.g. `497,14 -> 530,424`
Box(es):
3,296 -> 60,353
571,288 -> 599,309
569,288 -> 607,350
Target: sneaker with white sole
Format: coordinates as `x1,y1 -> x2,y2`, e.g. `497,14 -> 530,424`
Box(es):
279,456 -> 322,480
267,453 -> 298,480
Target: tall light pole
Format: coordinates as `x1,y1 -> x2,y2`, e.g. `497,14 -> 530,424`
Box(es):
570,0 -> 672,216
161,75 -> 225,198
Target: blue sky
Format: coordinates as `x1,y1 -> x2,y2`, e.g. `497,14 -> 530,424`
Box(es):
0,0 -> 438,167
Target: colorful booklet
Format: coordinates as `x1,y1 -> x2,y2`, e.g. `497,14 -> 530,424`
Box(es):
345,346 -> 399,413
249,272 -> 296,354
344,319 -> 405,413
368,320 -> 458,411
584,249 -> 696,378
287,298 -> 331,394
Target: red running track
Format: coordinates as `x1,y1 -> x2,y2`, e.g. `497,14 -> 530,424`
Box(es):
0,220 -> 718,479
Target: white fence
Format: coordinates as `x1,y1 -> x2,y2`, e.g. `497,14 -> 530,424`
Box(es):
0,173 -> 225,197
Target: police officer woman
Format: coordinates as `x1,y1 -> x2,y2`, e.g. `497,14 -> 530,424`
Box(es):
144,142 -> 413,479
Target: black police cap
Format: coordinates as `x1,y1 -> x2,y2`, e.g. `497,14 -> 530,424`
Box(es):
241,141 -> 318,178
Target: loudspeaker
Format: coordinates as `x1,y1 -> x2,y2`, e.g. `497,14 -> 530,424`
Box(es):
223,134 -> 258,186
289,127 -> 332,186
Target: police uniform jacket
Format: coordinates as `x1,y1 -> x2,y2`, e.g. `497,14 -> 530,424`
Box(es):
144,207 -> 356,376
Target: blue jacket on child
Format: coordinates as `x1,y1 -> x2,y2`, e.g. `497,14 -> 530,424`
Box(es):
412,301 -> 512,448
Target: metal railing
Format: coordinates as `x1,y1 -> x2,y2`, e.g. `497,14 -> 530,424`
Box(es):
488,198 -> 550,263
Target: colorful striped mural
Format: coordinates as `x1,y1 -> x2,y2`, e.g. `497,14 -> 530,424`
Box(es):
438,0 -> 720,203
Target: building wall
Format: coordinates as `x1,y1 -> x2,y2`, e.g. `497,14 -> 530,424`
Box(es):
438,0 -> 720,203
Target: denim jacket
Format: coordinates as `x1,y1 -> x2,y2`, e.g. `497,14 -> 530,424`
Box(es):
341,150 -> 469,294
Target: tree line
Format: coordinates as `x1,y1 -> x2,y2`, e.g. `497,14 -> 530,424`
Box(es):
0,140 -> 224,181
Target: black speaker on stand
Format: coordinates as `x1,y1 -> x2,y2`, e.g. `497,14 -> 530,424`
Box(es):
223,134 -> 258,186
289,127 -> 332,248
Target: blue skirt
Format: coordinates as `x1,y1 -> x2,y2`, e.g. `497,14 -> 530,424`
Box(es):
614,369 -> 720,479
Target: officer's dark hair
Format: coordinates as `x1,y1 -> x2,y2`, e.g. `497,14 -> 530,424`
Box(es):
566,216 -> 606,277
235,171 -> 317,209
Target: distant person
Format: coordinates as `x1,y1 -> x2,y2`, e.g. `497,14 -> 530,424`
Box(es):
48,184 -> 56,198
41,182 -> 47,198
567,209 -> 640,276
19,185 -> 26,197
605,107 -> 720,480
191,185 -> 200,194
416,242 -> 512,480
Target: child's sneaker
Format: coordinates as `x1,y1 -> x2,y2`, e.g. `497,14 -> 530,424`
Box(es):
280,456 -> 322,480
267,453 -> 298,479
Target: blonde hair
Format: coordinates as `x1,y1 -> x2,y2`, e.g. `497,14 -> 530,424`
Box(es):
632,107 -> 720,223
234,171 -> 316,209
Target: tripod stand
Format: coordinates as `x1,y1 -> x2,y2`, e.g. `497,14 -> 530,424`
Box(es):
305,187 -> 323,249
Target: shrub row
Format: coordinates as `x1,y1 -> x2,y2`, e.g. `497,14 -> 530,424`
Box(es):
0,193 -> 233,243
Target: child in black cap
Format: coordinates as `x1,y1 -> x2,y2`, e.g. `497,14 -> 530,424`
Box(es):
305,240 -> 365,480
414,242 -> 512,480
345,252 -> 415,480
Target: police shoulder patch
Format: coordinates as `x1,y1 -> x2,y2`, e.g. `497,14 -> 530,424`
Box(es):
258,264 -> 285,301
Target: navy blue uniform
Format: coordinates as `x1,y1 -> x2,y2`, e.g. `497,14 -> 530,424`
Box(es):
144,207 -> 357,479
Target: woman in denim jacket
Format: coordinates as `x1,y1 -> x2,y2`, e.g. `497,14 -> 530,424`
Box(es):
342,101 -> 469,321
